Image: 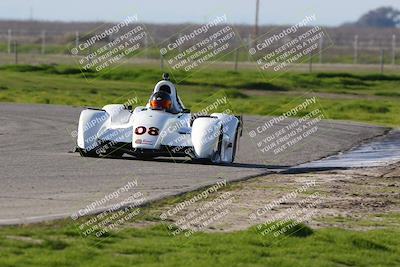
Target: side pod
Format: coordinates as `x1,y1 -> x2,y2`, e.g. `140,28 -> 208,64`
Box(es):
77,109 -> 109,151
191,117 -> 222,159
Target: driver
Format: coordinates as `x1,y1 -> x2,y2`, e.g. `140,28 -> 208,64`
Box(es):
149,91 -> 173,112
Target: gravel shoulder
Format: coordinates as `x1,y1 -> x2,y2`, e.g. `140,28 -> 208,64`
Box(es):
150,162 -> 400,232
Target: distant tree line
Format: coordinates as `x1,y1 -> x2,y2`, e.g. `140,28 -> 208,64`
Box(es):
344,6 -> 400,28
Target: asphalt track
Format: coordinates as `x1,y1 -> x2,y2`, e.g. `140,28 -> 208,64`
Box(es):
0,103 -> 388,225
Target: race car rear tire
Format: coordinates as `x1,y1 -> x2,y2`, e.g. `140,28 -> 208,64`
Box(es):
211,126 -> 224,164
231,126 -> 240,163
191,158 -> 213,164
76,147 -> 99,158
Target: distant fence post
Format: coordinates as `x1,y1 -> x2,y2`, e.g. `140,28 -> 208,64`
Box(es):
178,34 -> 182,54
319,35 -> 323,64
380,49 -> 385,74
75,31 -> 79,48
160,53 -> 164,70
247,34 -> 252,62
392,34 -> 396,65
14,41 -> 18,64
7,29 -> 12,54
353,35 -> 359,64
234,49 -> 239,71
144,34 -> 148,59
41,30 -> 46,54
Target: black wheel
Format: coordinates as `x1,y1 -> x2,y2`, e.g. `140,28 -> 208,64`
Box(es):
231,127 -> 240,163
108,149 -> 125,158
191,158 -> 213,164
135,154 -> 154,160
76,147 -> 99,158
211,126 -> 224,163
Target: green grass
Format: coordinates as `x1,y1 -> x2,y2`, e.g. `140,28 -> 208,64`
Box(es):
0,171 -> 399,267
0,64 -> 399,126
318,213 -> 400,229
1,211 -> 399,267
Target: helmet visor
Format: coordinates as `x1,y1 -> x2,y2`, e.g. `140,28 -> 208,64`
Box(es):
150,99 -> 172,110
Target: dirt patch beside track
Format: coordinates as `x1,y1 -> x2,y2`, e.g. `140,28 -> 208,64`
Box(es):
151,162 -> 400,232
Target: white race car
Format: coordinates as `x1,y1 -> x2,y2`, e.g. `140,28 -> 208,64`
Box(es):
76,74 -> 242,164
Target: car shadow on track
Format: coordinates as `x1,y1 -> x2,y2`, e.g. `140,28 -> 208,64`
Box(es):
108,155 -> 351,173
72,151 -> 350,172
86,153 -> 286,170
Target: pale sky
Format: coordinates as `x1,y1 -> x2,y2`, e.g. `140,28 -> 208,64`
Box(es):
0,0 -> 399,26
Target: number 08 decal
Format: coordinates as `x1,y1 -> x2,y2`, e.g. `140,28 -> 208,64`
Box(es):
135,126 -> 159,136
